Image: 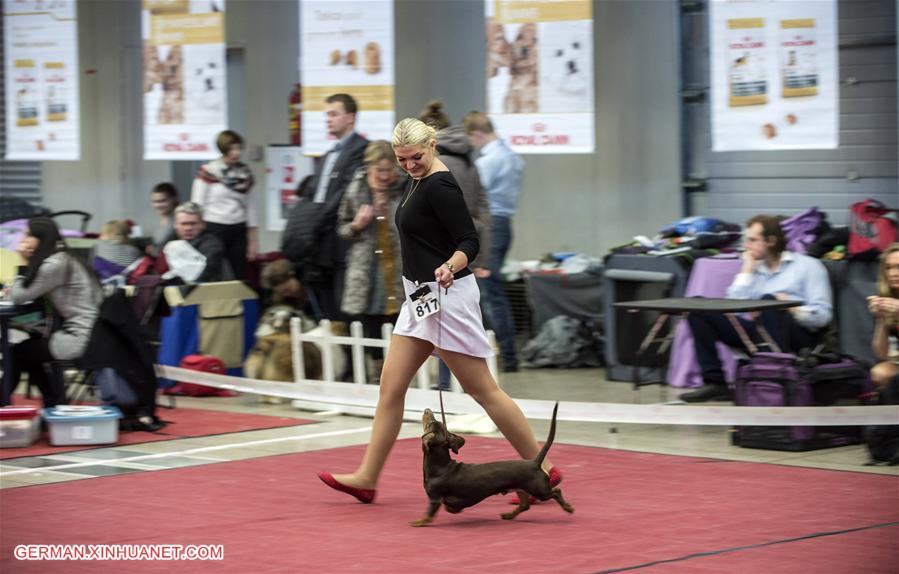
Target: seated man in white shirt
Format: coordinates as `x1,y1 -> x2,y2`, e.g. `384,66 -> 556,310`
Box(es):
681,215 -> 834,403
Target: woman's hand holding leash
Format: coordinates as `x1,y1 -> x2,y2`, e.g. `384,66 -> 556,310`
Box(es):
434,262 -> 454,292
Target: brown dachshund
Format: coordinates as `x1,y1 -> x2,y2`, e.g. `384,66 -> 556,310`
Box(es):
411,402 -> 574,526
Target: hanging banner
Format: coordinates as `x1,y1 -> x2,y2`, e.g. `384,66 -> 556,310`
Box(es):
300,0 -> 394,156
142,0 -> 228,160
710,0 -> 838,151
3,0 -> 80,160
264,146 -> 314,232
485,0 -> 594,154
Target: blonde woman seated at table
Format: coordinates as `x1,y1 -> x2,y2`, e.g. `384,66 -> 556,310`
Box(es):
869,243 -> 899,391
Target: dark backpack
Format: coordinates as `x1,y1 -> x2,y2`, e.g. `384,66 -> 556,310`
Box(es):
281,199 -> 324,264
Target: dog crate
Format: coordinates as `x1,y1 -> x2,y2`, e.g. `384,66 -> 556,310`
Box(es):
504,279 -> 534,343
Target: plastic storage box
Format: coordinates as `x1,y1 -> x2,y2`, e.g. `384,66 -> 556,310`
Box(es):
0,406 -> 41,448
43,406 -> 122,446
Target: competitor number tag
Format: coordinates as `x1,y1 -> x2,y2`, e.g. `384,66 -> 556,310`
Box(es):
410,285 -> 440,322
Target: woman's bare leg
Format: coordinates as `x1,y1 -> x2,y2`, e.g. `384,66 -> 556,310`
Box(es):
331,334 -> 434,489
438,349 -> 553,472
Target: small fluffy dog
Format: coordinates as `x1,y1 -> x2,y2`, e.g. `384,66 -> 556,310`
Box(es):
553,39 -> 588,95
345,49 -> 358,69
244,306 -> 322,403
243,333 -> 301,383
158,46 -> 184,124
364,42 -> 381,74
244,306 -> 350,402
487,19 -> 511,78
504,23 -> 538,113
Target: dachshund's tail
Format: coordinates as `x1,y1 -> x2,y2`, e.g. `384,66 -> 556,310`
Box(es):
534,401 -> 559,466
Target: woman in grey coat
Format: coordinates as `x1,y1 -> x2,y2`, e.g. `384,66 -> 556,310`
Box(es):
337,141 -> 406,378
6,218 -> 103,407
420,100 -> 491,269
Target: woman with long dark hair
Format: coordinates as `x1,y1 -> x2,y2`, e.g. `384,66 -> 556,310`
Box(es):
4,218 -> 103,407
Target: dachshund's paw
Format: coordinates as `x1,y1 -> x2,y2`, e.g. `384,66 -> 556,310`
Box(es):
410,517 -> 432,527
551,488 -> 575,514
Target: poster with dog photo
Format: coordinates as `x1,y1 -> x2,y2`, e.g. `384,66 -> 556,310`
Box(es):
486,0 -> 594,154
142,0 -> 228,160
300,0 -> 395,156
3,0 -> 80,160
710,0 -> 838,151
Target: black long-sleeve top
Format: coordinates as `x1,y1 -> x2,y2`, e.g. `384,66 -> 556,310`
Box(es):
395,171 -> 479,284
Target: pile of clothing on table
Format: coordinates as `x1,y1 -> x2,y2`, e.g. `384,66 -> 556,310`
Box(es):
606,200 -> 898,263
608,216 -> 742,262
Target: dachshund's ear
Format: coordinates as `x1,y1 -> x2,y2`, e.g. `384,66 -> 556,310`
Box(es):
448,433 -> 465,454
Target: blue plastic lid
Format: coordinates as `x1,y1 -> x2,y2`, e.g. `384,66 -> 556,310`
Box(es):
43,406 -> 122,422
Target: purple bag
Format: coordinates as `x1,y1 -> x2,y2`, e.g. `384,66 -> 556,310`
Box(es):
734,352 -> 871,451
779,207 -> 823,254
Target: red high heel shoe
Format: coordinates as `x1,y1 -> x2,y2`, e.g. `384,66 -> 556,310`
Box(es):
508,466 -> 563,505
549,466 -> 563,487
318,472 -> 376,504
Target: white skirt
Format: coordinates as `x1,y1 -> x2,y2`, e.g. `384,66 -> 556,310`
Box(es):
393,274 -> 494,358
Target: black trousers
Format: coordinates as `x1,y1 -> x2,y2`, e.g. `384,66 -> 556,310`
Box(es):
302,263 -> 346,322
687,299 -> 821,386
205,221 -> 248,280
6,337 -> 66,408
359,314 -> 399,361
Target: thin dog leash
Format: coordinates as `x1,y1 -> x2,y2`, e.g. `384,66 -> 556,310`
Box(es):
437,280 -> 448,431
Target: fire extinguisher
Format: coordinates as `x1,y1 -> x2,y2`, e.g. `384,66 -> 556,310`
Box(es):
289,83 -> 302,145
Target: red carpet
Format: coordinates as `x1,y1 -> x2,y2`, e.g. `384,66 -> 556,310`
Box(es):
1,402 -> 315,460
1,438 -> 896,574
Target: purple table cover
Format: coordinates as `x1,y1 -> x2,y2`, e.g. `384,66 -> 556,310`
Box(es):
666,255 -> 743,388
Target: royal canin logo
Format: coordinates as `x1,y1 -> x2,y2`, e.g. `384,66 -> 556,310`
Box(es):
163,143 -> 210,152
509,134 -> 570,146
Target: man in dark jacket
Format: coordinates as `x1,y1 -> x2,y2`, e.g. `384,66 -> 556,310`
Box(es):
165,201 -> 233,283
282,93 -> 368,319
81,290 -> 163,431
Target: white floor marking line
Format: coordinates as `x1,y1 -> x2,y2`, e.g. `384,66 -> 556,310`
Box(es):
0,426 -> 374,478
